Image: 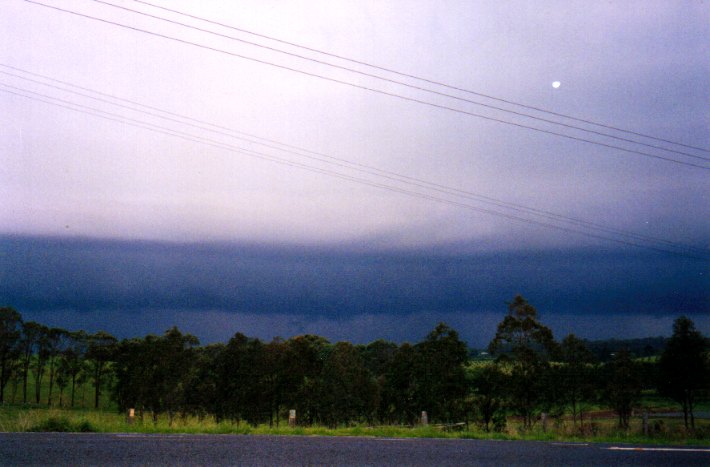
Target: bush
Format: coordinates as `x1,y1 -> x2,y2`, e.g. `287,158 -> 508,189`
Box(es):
28,416 -> 97,433
76,420 -> 97,432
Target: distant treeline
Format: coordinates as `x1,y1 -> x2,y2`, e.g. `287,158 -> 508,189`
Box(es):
472,336 -> 670,362
0,296 -> 707,432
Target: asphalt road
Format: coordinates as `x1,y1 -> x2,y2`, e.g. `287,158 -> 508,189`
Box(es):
0,433 -> 708,466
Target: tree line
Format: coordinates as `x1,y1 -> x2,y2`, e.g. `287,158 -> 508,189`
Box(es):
0,296 -> 707,431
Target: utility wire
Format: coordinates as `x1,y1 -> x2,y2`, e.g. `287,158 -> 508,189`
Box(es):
24,0 -> 710,170
3,65 -> 707,258
3,83 -> 703,260
87,0 -> 708,163
2,82 -> 707,260
130,0 -> 710,155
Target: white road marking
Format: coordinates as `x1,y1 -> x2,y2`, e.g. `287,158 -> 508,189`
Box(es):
373,438 -> 416,441
606,446 -> 710,452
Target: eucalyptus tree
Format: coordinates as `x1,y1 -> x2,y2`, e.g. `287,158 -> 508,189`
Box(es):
557,334 -> 597,427
658,316 -> 709,429
261,338 -> 289,427
0,307 -> 22,403
414,323 -> 469,423
488,295 -> 557,429
86,331 -> 118,409
315,341 -> 378,427
19,321 -> 44,403
280,334 -> 330,425
112,328 -> 199,425
359,339 -> 397,379
112,336 -> 150,417
603,349 -> 641,429
29,323 -> 50,404
46,328 -> 72,406
55,331 -> 89,407
62,330 -> 88,407
155,327 -> 200,426
380,342 -> 419,425
215,332 -> 275,426
469,363 -> 506,432
181,343 -> 224,421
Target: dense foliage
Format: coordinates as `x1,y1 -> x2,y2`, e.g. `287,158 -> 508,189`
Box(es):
0,301 -> 707,431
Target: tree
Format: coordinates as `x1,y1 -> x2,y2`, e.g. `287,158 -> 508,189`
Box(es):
19,321 -> 43,404
315,342 -> 378,427
112,328 -> 199,425
557,334 -> 597,428
658,316 -> 709,429
112,336 -> 152,419
603,349 -> 641,429
414,323 -> 469,423
488,295 -> 557,429
261,338 -> 288,427
182,343 -> 224,421
0,307 -> 22,403
280,334 -> 330,425
86,331 -> 117,409
381,343 -> 419,425
29,323 -> 50,404
155,327 -> 200,426
469,364 -> 506,432
215,332 -> 274,426
62,331 -> 88,408
46,328 -> 71,406
359,339 -> 397,379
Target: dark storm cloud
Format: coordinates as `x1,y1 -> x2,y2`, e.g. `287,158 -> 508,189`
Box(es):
2,235 -> 706,319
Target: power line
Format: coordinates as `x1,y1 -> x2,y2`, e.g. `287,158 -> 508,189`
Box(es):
86,0 -> 708,163
3,64 -> 708,258
130,0 -> 710,155
24,0 -> 710,170
2,81 -> 707,260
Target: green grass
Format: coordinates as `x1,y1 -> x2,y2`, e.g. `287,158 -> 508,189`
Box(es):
2,376 -> 115,412
1,406 -> 707,445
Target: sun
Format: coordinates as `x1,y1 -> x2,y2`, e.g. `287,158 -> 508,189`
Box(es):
552,81 -> 561,89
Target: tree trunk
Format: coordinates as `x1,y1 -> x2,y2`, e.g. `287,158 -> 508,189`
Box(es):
0,365 -> 5,403
70,375 -> 76,408
11,376 -> 19,403
94,366 -> 102,409
47,358 -> 56,407
22,363 -> 29,404
34,371 -> 43,404
689,394 -> 695,429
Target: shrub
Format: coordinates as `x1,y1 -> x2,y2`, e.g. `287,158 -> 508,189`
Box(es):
28,416 -> 97,432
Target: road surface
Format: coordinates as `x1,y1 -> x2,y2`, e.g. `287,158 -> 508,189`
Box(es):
0,432 -> 708,466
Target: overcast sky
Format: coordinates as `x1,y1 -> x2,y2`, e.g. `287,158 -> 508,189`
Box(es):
1,1 -> 708,345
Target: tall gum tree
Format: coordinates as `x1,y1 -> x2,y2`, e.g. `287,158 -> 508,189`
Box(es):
658,316 -> 709,429
488,295 -> 557,429
0,307 -> 22,403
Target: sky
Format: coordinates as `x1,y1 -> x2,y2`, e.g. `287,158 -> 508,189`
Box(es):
1,0 -> 708,346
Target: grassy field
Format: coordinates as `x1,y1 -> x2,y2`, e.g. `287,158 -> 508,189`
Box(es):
1,405 -> 707,445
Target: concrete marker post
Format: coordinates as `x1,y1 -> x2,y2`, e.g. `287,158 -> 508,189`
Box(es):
288,409 -> 296,427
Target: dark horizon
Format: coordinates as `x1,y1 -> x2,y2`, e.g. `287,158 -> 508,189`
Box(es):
2,234 -> 706,347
